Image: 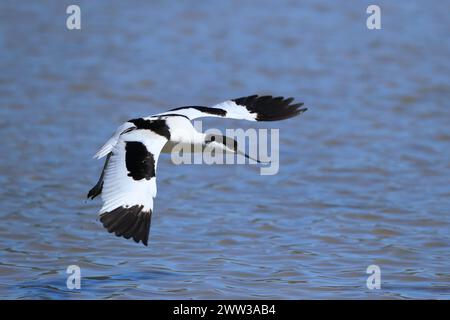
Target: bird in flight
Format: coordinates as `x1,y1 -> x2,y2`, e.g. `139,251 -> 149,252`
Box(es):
88,95 -> 307,246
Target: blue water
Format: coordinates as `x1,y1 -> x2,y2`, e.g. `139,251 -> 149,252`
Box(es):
0,0 -> 449,299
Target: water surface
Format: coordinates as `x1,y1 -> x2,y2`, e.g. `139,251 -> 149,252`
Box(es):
0,0 -> 449,299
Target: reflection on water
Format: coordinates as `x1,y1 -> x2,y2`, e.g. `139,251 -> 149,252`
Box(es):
0,0 -> 449,299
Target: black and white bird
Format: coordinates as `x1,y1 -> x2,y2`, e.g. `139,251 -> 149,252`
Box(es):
88,95 -> 307,246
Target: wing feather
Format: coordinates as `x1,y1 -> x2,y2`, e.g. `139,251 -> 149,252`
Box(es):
94,122 -> 135,159
154,95 -> 307,121
97,129 -> 168,246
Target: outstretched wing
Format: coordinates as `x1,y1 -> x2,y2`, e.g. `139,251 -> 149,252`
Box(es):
95,129 -> 168,246
156,95 -> 307,121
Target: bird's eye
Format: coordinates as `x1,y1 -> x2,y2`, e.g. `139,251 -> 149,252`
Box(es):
211,136 -> 215,141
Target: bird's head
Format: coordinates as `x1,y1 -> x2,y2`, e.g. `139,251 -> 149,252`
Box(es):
205,134 -> 238,153
204,133 -> 267,164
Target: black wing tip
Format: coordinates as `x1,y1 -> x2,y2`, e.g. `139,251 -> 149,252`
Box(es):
87,182 -> 103,200
87,190 -> 94,199
233,95 -> 308,121
99,205 -> 151,246
87,153 -> 111,200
